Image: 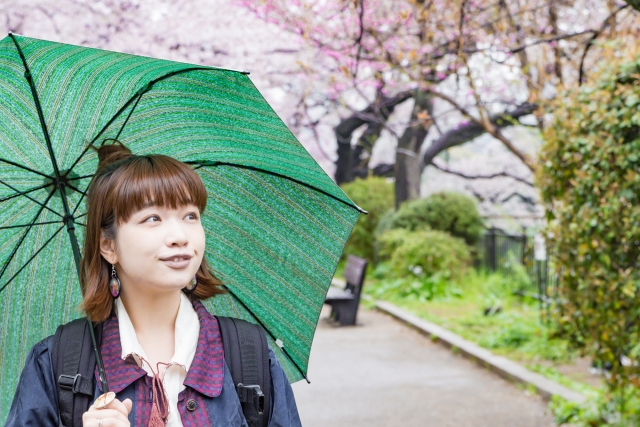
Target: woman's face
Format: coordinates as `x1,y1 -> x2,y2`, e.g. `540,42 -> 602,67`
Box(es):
100,203 -> 205,295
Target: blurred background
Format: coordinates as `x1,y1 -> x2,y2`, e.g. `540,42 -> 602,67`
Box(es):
2,1 -> 640,426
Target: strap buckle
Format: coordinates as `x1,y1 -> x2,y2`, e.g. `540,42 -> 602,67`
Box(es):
58,373 -> 82,393
236,383 -> 265,415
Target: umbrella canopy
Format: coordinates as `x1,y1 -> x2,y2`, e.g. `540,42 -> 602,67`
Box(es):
0,34 -> 363,421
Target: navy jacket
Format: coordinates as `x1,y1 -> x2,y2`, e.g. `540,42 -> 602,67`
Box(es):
6,300 -> 302,426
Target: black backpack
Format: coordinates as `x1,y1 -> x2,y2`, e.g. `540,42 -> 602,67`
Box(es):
52,316 -> 271,427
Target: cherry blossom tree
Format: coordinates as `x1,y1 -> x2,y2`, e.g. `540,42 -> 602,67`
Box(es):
2,0 -> 638,211
240,0 -> 640,208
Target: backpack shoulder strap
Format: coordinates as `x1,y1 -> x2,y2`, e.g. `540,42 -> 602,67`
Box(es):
52,318 -> 102,427
216,316 -> 272,427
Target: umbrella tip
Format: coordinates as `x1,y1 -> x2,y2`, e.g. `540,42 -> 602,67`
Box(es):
355,204 -> 368,214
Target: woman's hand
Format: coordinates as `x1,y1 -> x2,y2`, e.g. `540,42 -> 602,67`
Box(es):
82,397 -> 132,427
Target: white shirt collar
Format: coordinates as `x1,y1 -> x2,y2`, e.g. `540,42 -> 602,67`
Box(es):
115,292 -> 199,427
114,292 -> 200,375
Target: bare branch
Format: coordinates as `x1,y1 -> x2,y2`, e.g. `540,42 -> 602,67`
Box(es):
510,30 -> 594,54
465,186 -> 537,207
422,103 -> 537,172
424,88 -> 537,171
430,160 -> 534,187
579,4 -> 630,85
501,191 -> 537,206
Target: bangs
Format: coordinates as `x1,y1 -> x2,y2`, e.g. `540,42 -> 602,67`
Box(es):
109,155 -> 207,225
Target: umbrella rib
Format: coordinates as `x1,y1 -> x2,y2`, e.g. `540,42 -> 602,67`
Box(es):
222,285 -> 310,383
71,192 -> 86,217
0,178 -> 63,218
59,180 -> 89,215
0,156 -> 51,178
65,182 -> 86,197
0,182 -> 51,203
113,88 -> 144,142
66,140 -> 100,175
187,161 -> 367,214
0,189 -> 56,283
66,174 -> 94,182
68,90 -> 147,178
0,223 -> 65,294
67,66 -> 223,173
0,220 -> 61,230
9,34 -> 64,182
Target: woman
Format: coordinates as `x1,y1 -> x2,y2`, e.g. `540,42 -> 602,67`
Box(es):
6,143 -> 302,427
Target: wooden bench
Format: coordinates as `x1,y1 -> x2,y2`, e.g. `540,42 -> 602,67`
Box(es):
324,255 -> 368,326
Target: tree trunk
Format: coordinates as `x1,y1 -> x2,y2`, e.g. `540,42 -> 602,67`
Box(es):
394,89 -> 433,209
351,122 -> 383,179
334,116 -> 366,185
333,90 -> 413,184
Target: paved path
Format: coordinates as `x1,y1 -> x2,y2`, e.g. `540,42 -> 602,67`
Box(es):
292,307 -> 556,427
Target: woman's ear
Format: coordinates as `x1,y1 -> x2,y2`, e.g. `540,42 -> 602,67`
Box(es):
99,233 -> 118,265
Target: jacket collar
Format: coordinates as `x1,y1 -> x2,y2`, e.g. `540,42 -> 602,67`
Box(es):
95,298 -> 224,398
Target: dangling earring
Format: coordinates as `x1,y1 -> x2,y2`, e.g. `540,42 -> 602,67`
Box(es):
109,264 -> 121,298
183,275 -> 197,293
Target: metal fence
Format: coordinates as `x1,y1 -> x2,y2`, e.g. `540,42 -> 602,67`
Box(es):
476,228 -> 558,321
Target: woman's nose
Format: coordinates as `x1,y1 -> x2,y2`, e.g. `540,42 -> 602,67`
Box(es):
165,219 -> 189,246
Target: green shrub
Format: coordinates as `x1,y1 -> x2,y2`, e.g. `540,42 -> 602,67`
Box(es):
538,51 -> 640,411
377,228 -> 471,279
340,177 -> 394,262
478,313 -> 573,361
372,208 -> 395,263
368,268 -> 460,302
479,316 -> 536,348
550,388 -> 640,427
388,192 -> 484,245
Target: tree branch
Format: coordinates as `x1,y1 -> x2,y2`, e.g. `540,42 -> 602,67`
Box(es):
579,4 -> 630,85
430,160 -> 534,187
421,96 -> 538,171
466,186 -> 537,208
510,30 -> 594,54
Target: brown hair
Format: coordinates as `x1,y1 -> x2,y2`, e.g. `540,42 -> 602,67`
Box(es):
81,142 -> 225,322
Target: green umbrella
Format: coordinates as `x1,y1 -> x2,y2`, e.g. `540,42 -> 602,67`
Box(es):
0,33 -> 364,422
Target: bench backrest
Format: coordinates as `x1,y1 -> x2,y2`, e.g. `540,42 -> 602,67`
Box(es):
344,255 -> 368,297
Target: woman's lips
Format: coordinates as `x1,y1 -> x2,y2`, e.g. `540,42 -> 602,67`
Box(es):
162,258 -> 191,268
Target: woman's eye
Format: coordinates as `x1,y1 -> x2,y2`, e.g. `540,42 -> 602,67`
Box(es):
185,213 -> 199,220
144,215 -> 160,223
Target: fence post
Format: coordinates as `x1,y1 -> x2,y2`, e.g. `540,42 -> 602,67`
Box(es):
521,229 -> 528,266
488,227 -> 497,271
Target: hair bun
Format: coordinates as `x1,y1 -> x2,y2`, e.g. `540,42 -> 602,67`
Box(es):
96,141 -> 133,173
